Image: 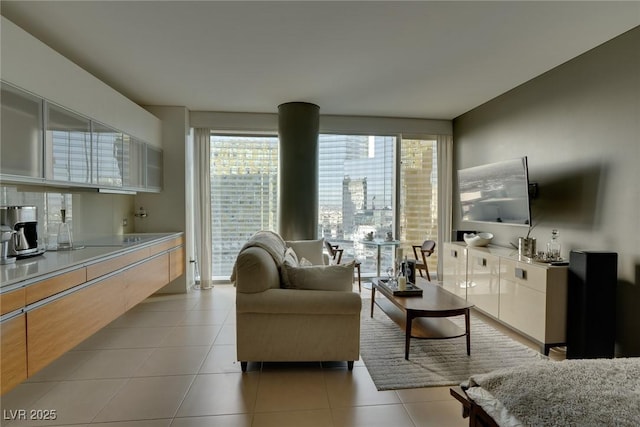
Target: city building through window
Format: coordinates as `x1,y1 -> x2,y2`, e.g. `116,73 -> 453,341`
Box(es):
209,134 -> 438,280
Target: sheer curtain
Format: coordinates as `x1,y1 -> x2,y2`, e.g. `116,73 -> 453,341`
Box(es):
437,134 -> 453,279
193,128 -> 213,289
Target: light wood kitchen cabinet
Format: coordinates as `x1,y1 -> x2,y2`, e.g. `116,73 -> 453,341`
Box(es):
1,314 -> 27,395
466,249 -> 500,317
0,234 -> 185,394
0,287 -> 25,316
442,243 -> 467,299
169,246 -> 186,282
0,82 -> 44,180
124,254 -> 169,310
25,267 -> 86,305
150,235 -> 184,256
86,247 -> 150,281
27,273 -> 126,376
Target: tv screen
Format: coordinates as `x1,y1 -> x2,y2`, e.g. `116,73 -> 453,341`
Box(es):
458,157 -> 531,226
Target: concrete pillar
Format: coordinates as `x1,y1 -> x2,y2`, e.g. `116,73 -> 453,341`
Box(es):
278,102 -> 319,240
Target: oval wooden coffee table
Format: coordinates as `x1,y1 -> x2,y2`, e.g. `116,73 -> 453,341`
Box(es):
371,277 -> 474,360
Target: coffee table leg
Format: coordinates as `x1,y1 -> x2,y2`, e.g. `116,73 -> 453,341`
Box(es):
465,308 -> 471,356
405,312 -> 413,360
370,286 -> 376,318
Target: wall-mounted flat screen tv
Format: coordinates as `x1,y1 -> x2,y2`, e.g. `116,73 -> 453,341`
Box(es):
457,157 -> 531,226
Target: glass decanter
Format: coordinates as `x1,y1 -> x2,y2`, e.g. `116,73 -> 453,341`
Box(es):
57,209 -> 73,250
546,229 -> 561,261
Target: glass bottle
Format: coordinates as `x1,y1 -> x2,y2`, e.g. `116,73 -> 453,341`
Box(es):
546,229 -> 561,261
398,256 -> 408,290
57,209 -> 73,250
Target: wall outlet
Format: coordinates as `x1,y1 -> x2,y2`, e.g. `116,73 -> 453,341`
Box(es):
122,218 -> 128,227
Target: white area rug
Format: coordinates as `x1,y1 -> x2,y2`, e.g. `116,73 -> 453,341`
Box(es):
360,299 -> 547,390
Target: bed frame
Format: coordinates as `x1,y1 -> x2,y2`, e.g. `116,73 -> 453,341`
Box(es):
450,386 -> 499,427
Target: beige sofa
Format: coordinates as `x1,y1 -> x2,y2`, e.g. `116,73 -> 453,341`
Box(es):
234,231 -> 361,371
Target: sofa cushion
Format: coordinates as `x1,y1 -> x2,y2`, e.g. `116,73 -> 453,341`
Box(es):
283,247 -> 299,266
285,239 -> 325,265
281,261 -> 355,291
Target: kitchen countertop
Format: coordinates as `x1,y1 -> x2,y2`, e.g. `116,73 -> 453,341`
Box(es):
0,232 -> 183,291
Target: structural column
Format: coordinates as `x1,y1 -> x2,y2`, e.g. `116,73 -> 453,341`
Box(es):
278,102 -> 319,240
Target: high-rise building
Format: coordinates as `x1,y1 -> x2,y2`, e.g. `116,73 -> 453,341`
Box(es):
209,134 -> 437,279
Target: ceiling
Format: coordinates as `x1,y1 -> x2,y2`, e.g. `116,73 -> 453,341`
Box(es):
2,1 -> 639,120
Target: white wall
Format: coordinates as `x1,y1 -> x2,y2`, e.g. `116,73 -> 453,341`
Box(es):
453,27 -> 640,356
190,111 -> 452,136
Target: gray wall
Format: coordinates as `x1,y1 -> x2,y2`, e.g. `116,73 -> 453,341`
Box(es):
452,27 -> 640,356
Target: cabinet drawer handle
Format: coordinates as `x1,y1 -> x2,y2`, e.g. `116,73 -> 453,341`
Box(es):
515,267 -> 527,280
451,250 -> 457,258
477,257 -> 487,267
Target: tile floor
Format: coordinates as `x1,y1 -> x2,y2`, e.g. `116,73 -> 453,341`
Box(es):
1,284 -> 560,427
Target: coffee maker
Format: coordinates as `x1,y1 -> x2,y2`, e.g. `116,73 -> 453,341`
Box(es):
0,206 -> 42,258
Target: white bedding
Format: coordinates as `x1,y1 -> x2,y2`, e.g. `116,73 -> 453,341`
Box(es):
464,358 -> 640,427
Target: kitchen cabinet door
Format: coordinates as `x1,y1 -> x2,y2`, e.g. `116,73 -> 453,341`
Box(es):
123,136 -> 146,189
93,121 -> 123,187
169,246 -> 186,282
125,254 -> 169,310
27,273 -> 126,376
0,82 -> 43,180
45,102 -> 92,183
145,145 -> 163,191
1,314 -> 27,395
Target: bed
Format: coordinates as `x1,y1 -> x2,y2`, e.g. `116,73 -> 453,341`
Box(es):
450,358 -> 640,427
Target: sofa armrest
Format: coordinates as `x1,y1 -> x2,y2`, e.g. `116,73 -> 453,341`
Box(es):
237,288 -> 361,315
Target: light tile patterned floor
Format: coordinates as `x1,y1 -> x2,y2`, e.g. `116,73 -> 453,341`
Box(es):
2,284 -> 558,426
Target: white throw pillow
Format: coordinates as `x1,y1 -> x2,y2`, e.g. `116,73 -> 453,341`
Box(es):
285,239 -> 325,265
283,247 -> 299,267
281,261 -> 355,291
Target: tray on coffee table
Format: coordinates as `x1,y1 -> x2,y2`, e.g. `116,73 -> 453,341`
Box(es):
376,278 -> 423,296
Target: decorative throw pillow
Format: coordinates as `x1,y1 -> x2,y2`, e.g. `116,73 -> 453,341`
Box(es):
285,239 -> 325,265
283,246 -> 299,267
281,261 -> 355,291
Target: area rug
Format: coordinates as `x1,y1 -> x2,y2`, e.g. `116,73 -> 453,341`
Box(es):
360,300 -> 547,390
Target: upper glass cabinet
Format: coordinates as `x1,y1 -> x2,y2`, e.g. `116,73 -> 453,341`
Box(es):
123,136 -> 146,189
0,82 -> 44,179
93,121 -> 123,187
45,102 -> 92,183
146,145 -> 163,191
1,81 -> 162,192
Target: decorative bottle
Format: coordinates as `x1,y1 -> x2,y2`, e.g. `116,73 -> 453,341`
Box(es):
398,256 -> 408,290
57,209 -> 73,250
546,229 -> 561,261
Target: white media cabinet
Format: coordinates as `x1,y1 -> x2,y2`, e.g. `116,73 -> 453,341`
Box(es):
442,242 -> 568,354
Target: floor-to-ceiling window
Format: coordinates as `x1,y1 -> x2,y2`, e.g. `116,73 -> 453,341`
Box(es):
207,132 -> 439,281
210,134 -> 278,279
399,138 -> 439,275
318,134 -> 396,276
